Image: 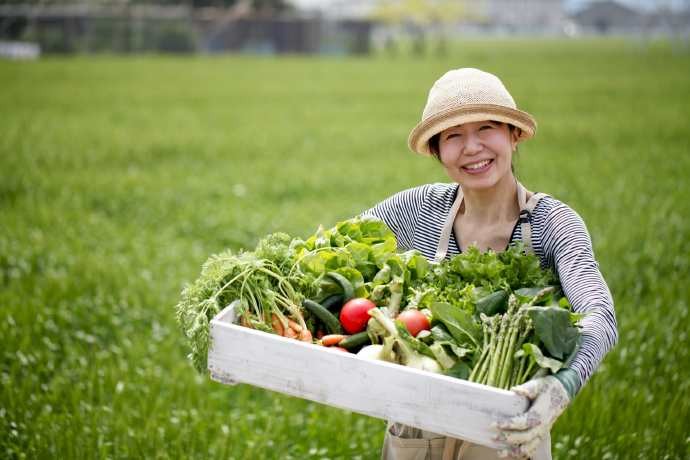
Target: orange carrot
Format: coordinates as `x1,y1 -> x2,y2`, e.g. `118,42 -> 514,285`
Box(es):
320,334 -> 347,347
284,327 -> 298,339
299,329 -> 313,343
271,314 -> 284,336
287,319 -> 303,333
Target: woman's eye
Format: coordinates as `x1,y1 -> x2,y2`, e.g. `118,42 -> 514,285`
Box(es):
479,125 -> 494,130
445,133 -> 461,140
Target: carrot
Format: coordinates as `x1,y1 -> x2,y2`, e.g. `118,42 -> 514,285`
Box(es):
299,329 -> 313,343
284,327 -> 298,339
287,319 -> 303,333
271,313 -> 284,336
320,334 -> 347,347
240,314 -> 251,328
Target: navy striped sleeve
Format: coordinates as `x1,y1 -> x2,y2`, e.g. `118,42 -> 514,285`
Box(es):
360,185 -> 431,251
539,203 -> 619,389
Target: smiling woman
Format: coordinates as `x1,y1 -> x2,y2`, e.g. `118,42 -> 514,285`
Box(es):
360,68 -> 618,460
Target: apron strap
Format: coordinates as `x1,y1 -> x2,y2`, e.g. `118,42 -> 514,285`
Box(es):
434,185 -> 464,263
518,183 -> 548,255
442,437 -> 457,460
442,437 -> 471,460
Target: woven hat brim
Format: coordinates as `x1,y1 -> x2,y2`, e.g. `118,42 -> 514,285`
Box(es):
408,104 -> 537,156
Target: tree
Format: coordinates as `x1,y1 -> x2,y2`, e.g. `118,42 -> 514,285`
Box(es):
371,0 -> 469,56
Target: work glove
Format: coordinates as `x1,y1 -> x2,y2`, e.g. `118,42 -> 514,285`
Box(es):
492,376 -> 570,459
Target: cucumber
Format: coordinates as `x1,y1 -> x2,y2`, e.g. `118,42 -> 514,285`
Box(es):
339,331 -> 371,351
475,290 -> 509,316
326,271 -> 355,301
303,299 -> 343,334
320,294 -> 344,312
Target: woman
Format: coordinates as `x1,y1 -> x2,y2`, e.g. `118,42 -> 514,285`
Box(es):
362,68 -> 618,460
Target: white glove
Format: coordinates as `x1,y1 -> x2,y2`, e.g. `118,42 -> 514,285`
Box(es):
492,376 -> 569,459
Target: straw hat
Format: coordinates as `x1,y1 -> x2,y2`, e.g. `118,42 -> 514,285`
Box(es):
408,68 -> 537,156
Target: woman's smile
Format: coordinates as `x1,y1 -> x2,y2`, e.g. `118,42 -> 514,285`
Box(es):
462,158 -> 494,174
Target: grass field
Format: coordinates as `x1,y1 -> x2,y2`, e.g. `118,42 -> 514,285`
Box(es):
1,39 -> 689,459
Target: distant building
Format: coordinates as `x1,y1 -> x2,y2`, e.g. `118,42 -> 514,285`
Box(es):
196,1 -> 373,54
0,3 -> 373,55
288,0 -> 375,20
571,0 -> 644,34
290,0 -> 569,36
643,7 -> 690,37
471,0 -> 568,35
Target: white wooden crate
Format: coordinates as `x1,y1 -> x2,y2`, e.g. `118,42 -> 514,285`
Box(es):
208,301 -> 549,455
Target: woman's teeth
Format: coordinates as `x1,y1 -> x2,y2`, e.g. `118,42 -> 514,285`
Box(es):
464,159 -> 491,170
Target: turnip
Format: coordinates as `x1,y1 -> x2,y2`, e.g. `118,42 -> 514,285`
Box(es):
368,307 -> 442,374
357,344 -> 384,361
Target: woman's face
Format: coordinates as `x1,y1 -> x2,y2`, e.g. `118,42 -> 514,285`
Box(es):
437,120 -> 519,190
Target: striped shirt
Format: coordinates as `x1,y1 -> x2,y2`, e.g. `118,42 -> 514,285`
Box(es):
362,182 -> 618,388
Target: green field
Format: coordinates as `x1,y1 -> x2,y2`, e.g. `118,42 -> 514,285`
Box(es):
1,39 -> 689,459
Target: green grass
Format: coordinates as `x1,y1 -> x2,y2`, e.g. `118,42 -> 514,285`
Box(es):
1,39 -> 689,459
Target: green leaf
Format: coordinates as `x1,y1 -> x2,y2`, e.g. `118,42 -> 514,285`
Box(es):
314,225 -> 331,249
345,241 -> 377,280
334,267 -> 368,298
475,290 -> 509,316
329,231 -> 348,248
385,256 -> 405,278
429,325 -> 471,359
429,343 -> 457,370
394,321 -> 435,359
514,286 -> 545,300
371,239 -> 397,267
372,264 -> 392,285
299,249 -> 338,275
358,217 -> 395,240
520,343 -> 564,373
515,286 -> 558,305
526,306 -> 580,359
444,361 -> 471,380
430,324 -> 454,342
334,220 -> 361,241
429,302 -> 482,348
401,250 -> 429,281
344,241 -> 370,262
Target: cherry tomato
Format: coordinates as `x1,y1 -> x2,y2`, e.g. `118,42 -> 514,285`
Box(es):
397,309 -> 431,337
339,298 -> 376,334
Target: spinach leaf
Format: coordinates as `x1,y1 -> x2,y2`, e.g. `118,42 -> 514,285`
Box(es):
444,361 -> 471,380
429,302 -> 482,348
518,343 -> 564,373
526,306 -> 580,359
430,325 -> 471,360
475,290 -> 509,316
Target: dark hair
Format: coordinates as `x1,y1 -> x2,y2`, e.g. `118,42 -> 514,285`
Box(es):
428,122 -> 520,173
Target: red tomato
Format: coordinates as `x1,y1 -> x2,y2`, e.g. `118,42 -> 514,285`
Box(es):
339,298 -> 376,334
397,309 -> 430,337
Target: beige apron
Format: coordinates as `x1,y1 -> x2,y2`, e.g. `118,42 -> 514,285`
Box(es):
381,181 -> 551,460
